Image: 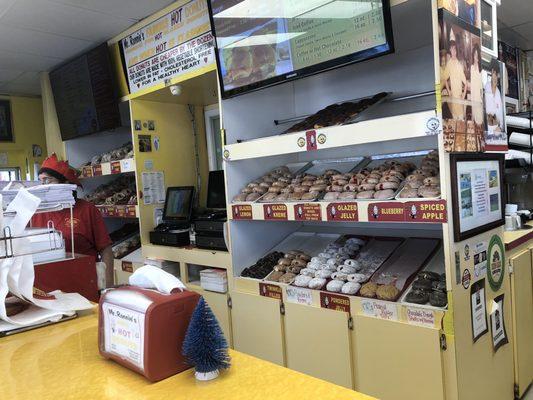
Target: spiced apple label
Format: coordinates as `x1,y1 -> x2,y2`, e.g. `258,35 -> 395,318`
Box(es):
263,204 -> 288,220
320,292 -> 350,312
405,200 -> 447,222
259,283 -> 282,300
367,202 -> 405,222
232,204 -> 253,220
326,202 -> 358,222
294,203 -> 322,221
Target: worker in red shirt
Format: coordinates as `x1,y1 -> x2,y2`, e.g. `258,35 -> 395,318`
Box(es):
31,154 -> 114,287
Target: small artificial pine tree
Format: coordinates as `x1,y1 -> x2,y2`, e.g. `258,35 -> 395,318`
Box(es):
182,297 -> 230,378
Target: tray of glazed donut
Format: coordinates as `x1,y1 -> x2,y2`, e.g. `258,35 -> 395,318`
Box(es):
396,150 -> 441,200
241,232 -> 341,281
399,247 -> 448,309
231,163 -> 311,203
360,238 -> 441,302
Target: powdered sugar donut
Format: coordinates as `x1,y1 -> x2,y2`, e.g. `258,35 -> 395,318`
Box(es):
344,259 -> 360,269
326,258 -> 338,266
341,282 -> 361,295
294,275 -> 312,287
331,272 -> 348,281
338,265 -> 358,274
308,277 -> 326,290
300,268 -> 315,277
347,273 -> 367,283
326,280 -> 344,293
306,262 -> 320,270
318,252 -> 329,259
315,269 -> 333,279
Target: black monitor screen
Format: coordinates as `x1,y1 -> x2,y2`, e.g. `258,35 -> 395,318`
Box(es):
208,0 -> 394,98
207,170 -> 226,209
163,187 -> 194,221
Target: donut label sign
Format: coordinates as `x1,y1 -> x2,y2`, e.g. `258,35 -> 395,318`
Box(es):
405,200 -> 447,222
368,202 -> 405,222
326,203 -> 358,221
232,204 -> 253,220
306,130 -> 318,151
93,164 -> 103,176
259,283 -> 282,300
263,204 -> 288,220
111,161 -> 122,174
320,292 -> 350,312
294,203 -> 322,221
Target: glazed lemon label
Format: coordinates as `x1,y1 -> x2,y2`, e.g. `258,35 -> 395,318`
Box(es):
232,204 -> 253,220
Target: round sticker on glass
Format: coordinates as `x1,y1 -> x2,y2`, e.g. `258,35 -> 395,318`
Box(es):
487,235 -> 505,291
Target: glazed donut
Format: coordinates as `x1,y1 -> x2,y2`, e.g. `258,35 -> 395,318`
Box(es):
338,192 -> 356,200
272,181 -> 288,188
241,187 -> 253,194
259,182 -> 271,188
333,179 -> 349,186
293,186 -> 309,193
278,258 -> 292,266
359,183 -> 376,191
290,259 -> 306,268
423,176 -> 440,186
375,182 -> 399,190
330,185 -> 344,192
289,192 -> 303,201
232,193 -> 248,202
323,192 -> 339,201
309,184 -> 327,192
268,187 -> 281,194
253,187 -> 267,194
357,190 -> 375,199
246,193 -> 261,201
261,193 -> 278,202
363,177 -> 379,185
301,191 -> 319,201
332,174 -> 348,181
373,189 -> 395,199
275,193 -> 289,201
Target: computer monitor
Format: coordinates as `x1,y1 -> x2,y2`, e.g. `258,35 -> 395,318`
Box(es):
163,186 -> 194,223
206,170 -> 226,209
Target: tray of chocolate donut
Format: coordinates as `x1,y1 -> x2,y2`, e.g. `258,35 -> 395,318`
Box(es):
396,150 -> 442,200
363,238 -> 441,302
231,163 -> 311,204
399,247 -> 448,309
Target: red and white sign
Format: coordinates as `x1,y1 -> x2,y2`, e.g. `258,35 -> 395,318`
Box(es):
294,203 -> 322,221
232,204 -> 253,220
259,283 -> 282,300
306,130 -> 318,151
263,204 -> 288,220
367,202 -> 405,222
111,161 -> 121,174
320,292 -> 350,312
326,202 -> 358,222
404,200 -> 447,223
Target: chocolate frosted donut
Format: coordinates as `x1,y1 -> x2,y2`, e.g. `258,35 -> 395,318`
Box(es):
405,289 -> 429,304
429,291 -> 447,307
413,278 -> 433,291
418,271 -> 441,281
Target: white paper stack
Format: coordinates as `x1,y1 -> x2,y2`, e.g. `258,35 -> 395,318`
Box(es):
200,269 -> 228,293
2,183 -> 76,209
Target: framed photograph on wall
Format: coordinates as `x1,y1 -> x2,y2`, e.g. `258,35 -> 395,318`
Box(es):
450,153 -> 505,242
0,100 -> 13,142
480,0 -> 497,58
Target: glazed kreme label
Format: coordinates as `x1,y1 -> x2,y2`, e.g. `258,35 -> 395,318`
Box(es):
232,204 -> 253,220
326,202 -> 358,221
320,292 -> 350,312
263,204 -> 288,220
405,200 -> 447,222
294,203 -> 322,221
368,202 -> 405,221
259,283 -> 282,300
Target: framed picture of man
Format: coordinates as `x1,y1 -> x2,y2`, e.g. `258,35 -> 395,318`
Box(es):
482,58 -> 507,151
0,100 -> 13,142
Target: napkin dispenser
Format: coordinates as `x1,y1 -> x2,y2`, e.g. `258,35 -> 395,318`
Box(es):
98,286 -> 200,382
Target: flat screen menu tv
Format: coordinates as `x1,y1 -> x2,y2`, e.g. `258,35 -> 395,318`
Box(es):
50,43 -> 120,140
208,0 -> 394,98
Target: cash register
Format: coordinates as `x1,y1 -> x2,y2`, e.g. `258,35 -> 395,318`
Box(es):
149,186 -> 194,247
194,171 -> 228,251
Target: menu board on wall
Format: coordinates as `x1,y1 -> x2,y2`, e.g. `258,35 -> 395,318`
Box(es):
120,0 -> 215,94
451,154 -> 505,241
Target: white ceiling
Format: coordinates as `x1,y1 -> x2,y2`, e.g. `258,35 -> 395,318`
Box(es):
498,0 -> 533,51
0,0 -> 174,96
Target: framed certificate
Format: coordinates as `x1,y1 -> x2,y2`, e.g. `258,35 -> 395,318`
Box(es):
450,153 -> 505,241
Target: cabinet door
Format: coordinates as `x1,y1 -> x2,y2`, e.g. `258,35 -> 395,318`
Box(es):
230,291 -> 285,365
190,287 -> 232,347
353,315 -> 445,400
284,303 -> 353,389
511,250 -> 533,398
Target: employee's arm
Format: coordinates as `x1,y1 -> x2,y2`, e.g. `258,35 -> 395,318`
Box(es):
101,245 -> 114,287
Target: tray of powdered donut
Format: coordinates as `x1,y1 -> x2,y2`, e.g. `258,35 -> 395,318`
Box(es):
243,232 -> 341,283
395,150 -> 441,200
399,246 -> 447,309
359,238 -> 442,302
286,236 -> 404,295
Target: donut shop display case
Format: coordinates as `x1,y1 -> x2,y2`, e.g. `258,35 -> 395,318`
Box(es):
219,1 -> 518,399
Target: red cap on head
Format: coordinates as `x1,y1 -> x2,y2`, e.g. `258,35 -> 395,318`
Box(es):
40,153 -> 81,186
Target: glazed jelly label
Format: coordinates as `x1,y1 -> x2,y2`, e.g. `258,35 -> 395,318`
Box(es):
326,202 -> 358,222
404,200 -> 447,222
320,292 -> 350,312
111,161 -> 122,174
263,204 -> 288,220
232,204 -> 253,220
367,202 -> 405,222
259,283 -> 282,300
294,203 -> 322,221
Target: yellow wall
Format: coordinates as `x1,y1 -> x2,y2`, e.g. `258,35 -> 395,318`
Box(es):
39,72 -> 65,159
130,99 -> 209,244
0,95 -> 47,178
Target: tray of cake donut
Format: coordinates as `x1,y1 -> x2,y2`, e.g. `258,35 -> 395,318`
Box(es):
399,246 -> 447,309
359,238 -> 441,302
247,232 -> 340,283
322,158 -> 418,202
288,236 -> 404,294
231,163 -> 311,203
396,150 -> 441,200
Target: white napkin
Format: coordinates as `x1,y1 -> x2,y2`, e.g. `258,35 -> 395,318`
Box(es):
129,265 -> 186,294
